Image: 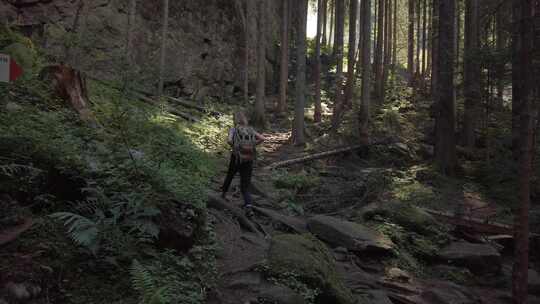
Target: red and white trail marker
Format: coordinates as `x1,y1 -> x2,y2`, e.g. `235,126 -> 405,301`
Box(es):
0,54 -> 23,83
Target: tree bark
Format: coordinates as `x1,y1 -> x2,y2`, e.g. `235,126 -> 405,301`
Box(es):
512,0 -> 522,160
322,0 -> 328,46
278,0 -> 290,114
392,0 -> 398,68
358,0 -> 372,143
512,0 -> 534,302
435,0 -> 457,175
314,0 -> 323,122
292,0 -> 308,145
331,0 -> 346,129
253,0 -> 267,127
495,5 -> 508,108
374,0 -> 385,102
415,0 -> 421,79
408,0 -> 416,84
345,0 -> 359,108
421,0 -> 427,77
329,0 -> 335,48
431,0 -> 439,98
157,0 -> 169,98
463,0 -> 480,148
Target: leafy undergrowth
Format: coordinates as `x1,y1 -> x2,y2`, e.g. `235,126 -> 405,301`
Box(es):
0,28 -> 221,304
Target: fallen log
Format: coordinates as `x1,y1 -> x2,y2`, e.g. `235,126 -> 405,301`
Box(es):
207,194 -> 263,236
0,218 -> 33,247
167,96 -> 222,117
130,92 -> 200,123
421,208 -> 513,235
264,139 -> 394,170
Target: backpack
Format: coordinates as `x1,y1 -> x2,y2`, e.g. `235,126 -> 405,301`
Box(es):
233,126 -> 257,163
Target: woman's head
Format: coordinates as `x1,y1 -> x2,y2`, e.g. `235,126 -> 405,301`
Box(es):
234,111 -> 248,127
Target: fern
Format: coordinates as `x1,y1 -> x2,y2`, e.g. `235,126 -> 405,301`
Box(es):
0,163 -> 41,177
130,260 -> 171,304
49,212 -> 99,254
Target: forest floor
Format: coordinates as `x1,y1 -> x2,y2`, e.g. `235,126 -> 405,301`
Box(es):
205,91 -> 540,304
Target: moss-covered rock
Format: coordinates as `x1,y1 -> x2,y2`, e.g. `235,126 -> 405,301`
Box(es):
268,234 -> 354,304
363,201 -> 439,235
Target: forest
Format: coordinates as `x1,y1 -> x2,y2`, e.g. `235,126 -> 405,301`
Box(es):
0,0 -> 539,303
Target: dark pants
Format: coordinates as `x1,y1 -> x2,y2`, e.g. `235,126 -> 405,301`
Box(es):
221,154 -> 253,207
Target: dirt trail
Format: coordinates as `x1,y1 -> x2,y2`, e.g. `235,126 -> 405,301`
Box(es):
206,125 -> 524,304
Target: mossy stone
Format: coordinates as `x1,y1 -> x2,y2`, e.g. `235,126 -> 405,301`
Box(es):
268,234 -> 354,304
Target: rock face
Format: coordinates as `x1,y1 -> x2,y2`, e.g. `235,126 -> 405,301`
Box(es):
437,242 -> 501,274
307,215 -> 394,255
268,234 -> 354,304
1,0 -> 281,96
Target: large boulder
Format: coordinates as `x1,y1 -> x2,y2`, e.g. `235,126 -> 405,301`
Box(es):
361,201 -> 440,235
437,242 -> 501,274
307,215 -> 394,255
268,234 -> 354,304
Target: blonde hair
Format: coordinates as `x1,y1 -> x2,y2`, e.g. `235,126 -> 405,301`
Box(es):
234,111 -> 248,127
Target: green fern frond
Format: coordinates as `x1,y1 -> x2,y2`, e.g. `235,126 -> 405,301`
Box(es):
130,259 -> 156,296
49,212 -> 99,252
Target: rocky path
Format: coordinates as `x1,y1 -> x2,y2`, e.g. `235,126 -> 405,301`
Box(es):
206,126 -> 540,304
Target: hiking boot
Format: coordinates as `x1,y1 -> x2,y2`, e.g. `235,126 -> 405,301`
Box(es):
244,204 -> 254,217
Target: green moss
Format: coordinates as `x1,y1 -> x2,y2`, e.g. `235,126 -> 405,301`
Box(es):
268,234 -> 354,304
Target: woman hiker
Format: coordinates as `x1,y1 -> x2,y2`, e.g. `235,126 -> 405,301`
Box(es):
221,111 -> 265,214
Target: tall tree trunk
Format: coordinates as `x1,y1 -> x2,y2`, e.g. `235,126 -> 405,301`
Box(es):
234,0 -> 249,104
358,0 -> 372,143
435,0 -> 457,175
329,0 -> 335,48
331,0 -> 346,129
345,0 -> 359,108
422,0 -> 427,77
408,0 -> 416,84
314,0 -> 323,122
463,0 -> 480,148
512,0 -> 534,302
374,0 -> 378,55
495,5 -> 508,108
292,0 -> 308,145
431,0 -> 439,97
253,0 -> 267,127
427,1 -> 432,78
322,0 -> 328,46
157,0 -> 169,97
374,0 -> 385,102
415,0 -> 421,79
333,0 -> 341,57
278,0 -> 290,114
512,0 -> 522,160
392,0 -> 398,68
382,0 -> 391,97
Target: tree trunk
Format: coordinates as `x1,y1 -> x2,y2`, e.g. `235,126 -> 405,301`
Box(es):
333,0 -> 341,57
435,0 -> 457,175
374,0 -> 385,102
495,5 -> 508,108
234,0 -> 249,104
408,0 -> 415,84
123,0 -> 137,90
292,0 -> 308,145
358,0 -> 372,143
278,0 -> 290,114
383,0 -> 392,89
463,0 -> 480,148
157,0 -> 169,97
422,0 -> 427,77
345,0 -> 359,108
512,0 -> 522,160
415,0 -> 421,79
322,0 -> 328,46
512,0 -> 534,302
314,0 -> 323,122
392,0 -> 398,68
431,0 -> 439,98
329,0 -> 335,48
331,0 -> 346,129
253,0 -> 267,127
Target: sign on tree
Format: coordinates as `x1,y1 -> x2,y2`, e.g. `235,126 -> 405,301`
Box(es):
0,54 -> 23,83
